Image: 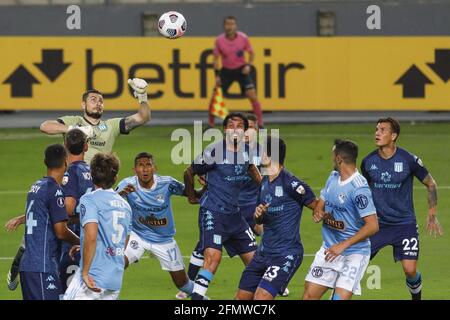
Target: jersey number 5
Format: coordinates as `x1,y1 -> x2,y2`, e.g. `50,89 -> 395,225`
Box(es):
112,211 -> 125,244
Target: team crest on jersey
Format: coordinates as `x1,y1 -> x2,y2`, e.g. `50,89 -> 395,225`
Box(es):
62,176 -> 69,185
80,204 -> 86,218
98,123 -> 107,132
243,151 -> 249,162
381,172 -> 391,183
338,193 -> 346,204
130,240 -> 139,250
394,162 -> 403,172
156,194 -> 165,203
253,156 -> 261,166
275,186 -> 283,197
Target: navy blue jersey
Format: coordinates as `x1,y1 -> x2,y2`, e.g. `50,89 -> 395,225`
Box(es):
61,161 -> 94,250
191,140 -> 251,214
258,169 -> 316,256
20,177 -> 68,274
238,143 -> 262,208
361,147 -> 429,226
61,161 -> 94,234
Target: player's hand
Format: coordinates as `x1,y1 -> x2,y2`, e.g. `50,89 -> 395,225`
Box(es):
69,245 -> 80,260
426,213 -> 444,238
82,272 -> 101,293
68,125 -> 94,139
118,184 -> 136,197
324,242 -> 347,262
254,203 -> 269,224
312,209 -> 325,223
5,215 -> 25,232
242,65 -> 251,75
128,78 -> 148,103
215,76 -> 222,87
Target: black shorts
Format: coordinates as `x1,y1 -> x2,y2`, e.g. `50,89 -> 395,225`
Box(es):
220,66 -> 255,96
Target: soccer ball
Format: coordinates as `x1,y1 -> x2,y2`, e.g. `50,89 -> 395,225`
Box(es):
158,11 -> 187,39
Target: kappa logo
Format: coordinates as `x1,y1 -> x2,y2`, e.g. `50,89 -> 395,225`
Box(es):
291,181 -> 299,188
47,283 -> 57,290
264,194 -> 273,204
55,189 -> 63,197
370,164 -> 378,171
381,171 -> 391,183
46,275 -> 55,282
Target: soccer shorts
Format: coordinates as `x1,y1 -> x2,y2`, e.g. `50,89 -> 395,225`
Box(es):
59,250 -> 81,292
197,207 -> 257,257
125,231 -> 185,272
305,246 -> 369,296
63,270 -> 119,300
239,204 -> 258,234
20,271 -> 62,300
220,66 -> 255,96
370,223 -> 420,262
239,251 -> 302,297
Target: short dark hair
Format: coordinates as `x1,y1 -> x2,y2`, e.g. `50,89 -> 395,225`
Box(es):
223,112 -> 249,131
265,136 -> 286,165
245,113 -> 258,126
134,152 -> 154,166
377,117 -> 401,140
44,144 -> 67,169
223,15 -> 237,24
90,153 -> 120,189
65,129 -> 87,156
82,89 -> 102,102
333,139 -> 358,164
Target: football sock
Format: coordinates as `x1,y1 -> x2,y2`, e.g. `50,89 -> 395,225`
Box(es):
188,252 -> 204,280
179,279 -> 194,296
191,269 -> 213,300
10,245 -> 25,281
406,271 -> 422,300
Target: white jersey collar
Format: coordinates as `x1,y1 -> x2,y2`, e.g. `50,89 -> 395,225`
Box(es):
136,175 -> 158,192
338,170 -> 359,186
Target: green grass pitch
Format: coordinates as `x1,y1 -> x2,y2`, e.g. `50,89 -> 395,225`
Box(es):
0,122 -> 449,300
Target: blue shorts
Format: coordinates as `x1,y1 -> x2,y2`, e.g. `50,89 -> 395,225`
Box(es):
20,271 -> 62,300
238,251 -> 302,297
239,204 -> 258,234
370,223 -> 420,262
59,250 -> 81,292
197,207 -> 257,257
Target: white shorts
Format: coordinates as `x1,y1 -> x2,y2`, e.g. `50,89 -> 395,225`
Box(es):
63,270 -> 120,300
305,246 -> 369,296
125,231 -> 185,272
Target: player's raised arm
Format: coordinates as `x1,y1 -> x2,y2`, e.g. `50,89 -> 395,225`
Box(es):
421,174 -> 443,237
40,120 -> 70,135
123,78 -> 151,132
5,214 -> 25,232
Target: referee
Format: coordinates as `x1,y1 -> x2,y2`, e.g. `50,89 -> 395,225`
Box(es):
211,16 -> 264,128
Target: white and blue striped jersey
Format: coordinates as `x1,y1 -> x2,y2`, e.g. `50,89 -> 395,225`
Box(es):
320,170 -> 377,256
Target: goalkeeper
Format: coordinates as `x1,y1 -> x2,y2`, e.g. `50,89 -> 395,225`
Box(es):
39,78 -> 151,164
5,79 -> 150,291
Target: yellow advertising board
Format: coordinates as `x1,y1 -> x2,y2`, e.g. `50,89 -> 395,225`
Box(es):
1,37 -> 449,110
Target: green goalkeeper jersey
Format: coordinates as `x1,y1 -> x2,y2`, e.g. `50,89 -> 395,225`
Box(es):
58,115 -> 128,164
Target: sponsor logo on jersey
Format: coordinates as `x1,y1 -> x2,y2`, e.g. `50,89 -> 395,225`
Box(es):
381,171 -> 391,183
394,162 -> 403,173
323,213 -> 345,231
139,214 -> 168,227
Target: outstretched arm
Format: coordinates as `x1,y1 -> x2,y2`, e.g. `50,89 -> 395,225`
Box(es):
421,174 -> 443,237
125,78 -> 151,132
40,120 -> 69,135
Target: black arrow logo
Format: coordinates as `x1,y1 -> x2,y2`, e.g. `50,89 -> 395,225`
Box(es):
34,49 -> 71,82
427,49 -> 450,83
3,65 -> 40,98
395,64 -> 433,98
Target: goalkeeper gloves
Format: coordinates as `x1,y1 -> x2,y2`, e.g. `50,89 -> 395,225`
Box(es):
128,78 -> 148,103
68,125 -> 94,139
